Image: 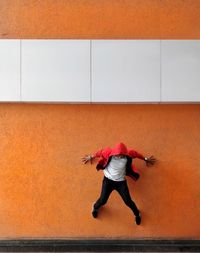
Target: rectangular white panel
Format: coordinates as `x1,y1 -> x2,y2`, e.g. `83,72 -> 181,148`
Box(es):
91,40 -> 160,102
21,40 -> 90,102
0,40 -> 20,101
162,40 -> 200,102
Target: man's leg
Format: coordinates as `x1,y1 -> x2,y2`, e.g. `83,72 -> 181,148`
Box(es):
92,177 -> 113,218
116,180 -> 141,225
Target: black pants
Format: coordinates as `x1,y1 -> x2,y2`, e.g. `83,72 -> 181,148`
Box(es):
94,176 -> 139,216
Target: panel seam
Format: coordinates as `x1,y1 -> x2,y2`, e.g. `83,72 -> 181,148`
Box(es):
160,40 -> 162,103
90,40 -> 92,103
20,40 -> 22,101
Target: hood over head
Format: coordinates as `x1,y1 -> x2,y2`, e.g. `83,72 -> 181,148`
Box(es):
110,142 -> 128,156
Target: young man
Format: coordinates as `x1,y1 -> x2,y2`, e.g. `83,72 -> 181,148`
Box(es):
82,142 -> 156,225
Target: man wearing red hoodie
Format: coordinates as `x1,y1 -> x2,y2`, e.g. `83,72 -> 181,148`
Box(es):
82,142 -> 156,225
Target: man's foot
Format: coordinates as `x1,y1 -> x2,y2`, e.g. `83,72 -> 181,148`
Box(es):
92,206 -> 98,218
135,212 -> 141,225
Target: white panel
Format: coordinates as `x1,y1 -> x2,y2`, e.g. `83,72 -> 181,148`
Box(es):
0,40 -> 20,101
21,40 -> 90,102
92,40 -> 160,102
162,40 -> 200,102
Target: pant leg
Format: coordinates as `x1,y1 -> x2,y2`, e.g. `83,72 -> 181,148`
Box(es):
115,180 -> 139,216
94,177 -> 114,210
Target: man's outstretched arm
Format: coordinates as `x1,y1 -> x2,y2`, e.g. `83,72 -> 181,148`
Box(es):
82,149 -> 104,164
129,149 -> 157,166
82,154 -> 94,164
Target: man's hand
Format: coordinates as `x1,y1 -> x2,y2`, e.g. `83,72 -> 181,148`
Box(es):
82,154 -> 94,164
145,156 -> 157,167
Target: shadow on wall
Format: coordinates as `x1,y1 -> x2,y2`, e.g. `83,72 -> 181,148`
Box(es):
127,158 -> 199,236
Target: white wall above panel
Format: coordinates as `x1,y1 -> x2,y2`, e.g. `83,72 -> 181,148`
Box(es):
0,40 -> 20,101
21,40 -> 90,102
161,40 -> 200,102
91,40 -> 161,102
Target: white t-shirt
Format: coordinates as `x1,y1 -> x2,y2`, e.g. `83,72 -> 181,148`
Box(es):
104,155 -> 127,181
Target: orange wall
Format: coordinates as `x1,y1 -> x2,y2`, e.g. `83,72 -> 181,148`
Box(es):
0,0 -> 200,239
0,104 -> 199,238
0,0 -> 200,39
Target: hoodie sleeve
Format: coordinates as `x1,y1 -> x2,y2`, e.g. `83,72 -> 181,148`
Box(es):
93,149 -> 103,158
128,149 -> 145,160
93,147 -> 112,159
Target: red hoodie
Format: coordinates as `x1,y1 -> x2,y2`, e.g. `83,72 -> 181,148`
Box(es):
93,143 -> 145,181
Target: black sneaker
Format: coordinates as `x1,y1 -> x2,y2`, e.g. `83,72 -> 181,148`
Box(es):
135,212 -> 141,225
92,206 -> 98,218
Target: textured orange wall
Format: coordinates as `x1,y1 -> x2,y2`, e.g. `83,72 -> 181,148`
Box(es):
0,0 -> 200,239
0,0 -> 200,39
0,104 -> 199,238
